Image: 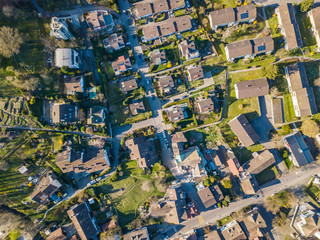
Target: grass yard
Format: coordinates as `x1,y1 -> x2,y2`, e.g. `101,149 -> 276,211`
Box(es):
305,181 -> 320,206
225,70 -> 263,121
296,10 -> 316,47
283,93 -> 296,122
247,143 -> 264,152
255,165 -> 278,186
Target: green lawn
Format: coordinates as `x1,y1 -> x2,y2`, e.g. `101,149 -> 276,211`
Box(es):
225,70 -> 263,121
247,143 -> 264,152
296,10 -> 316,47
305,181 -> 320,204
255,165 -> 278,185
283,93 -> 296,122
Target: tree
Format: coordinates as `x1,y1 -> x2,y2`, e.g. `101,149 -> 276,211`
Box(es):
273,211 -> 287,227
221,178 -> 233,189
0,26 -> 23,58
270,86 -> 280,98
300,0 -> 314,12
301,119 -> 320,138
77,109 -> 86,122
261,64 -> 279,80
203,178 -> 211,187
314,78 -> 320,87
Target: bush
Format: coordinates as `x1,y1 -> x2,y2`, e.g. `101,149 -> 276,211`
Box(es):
222,200 -> 228,207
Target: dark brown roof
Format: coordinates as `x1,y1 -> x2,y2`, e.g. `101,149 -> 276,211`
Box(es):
204,230 -> 223,240
253,35 -> 274,54
159,75 -> 174,92
245,150 -> 276,174
67,202 -> 100,240
228,114 -> 260,147
142,25 -> 160,41
236,4 -> 257,22
211,184 -> 224,202
197,98 -> 214,113
221,220 -> 247,240
286,62 -> 309,91
168,0 -> 185,10
120,78 -> 138,92
64,76 -> 84,95
295,87 -> 318,117
179,38 -> 199,60
187,66 -> 204,81
166,104 -> 188,122
175,16 -> 193,32
235,78 -> 269,99
56,146 -> 110,174
134,3 -> 153,18
272,98 -> 284,124
209,7 -> 235,27
159,21 -> 176,36
126,136 -> 158,168
123,227 -> 149,240
153,0 -> 169,13
278,4 -> 303,49
47,228 -> 66,240
198,187 -> 216,209
101,219 -> 116,232
149,49 -> 166,65
129,100 -> 145,115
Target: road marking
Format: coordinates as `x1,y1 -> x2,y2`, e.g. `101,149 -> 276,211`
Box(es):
198,216 -> 204,224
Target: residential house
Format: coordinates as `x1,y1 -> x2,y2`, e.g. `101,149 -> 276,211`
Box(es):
129,100 -> 145,115
55,48 -> 80,69
211,184 -> 224,203
120,78 -> 138,93
285,62 -> 317,117
87,106 -> 106,124
203,148 -> 225,168
239,171 -> 259,195
153,0 -> 169,14
67,202 -> 100,240
64,75 -> 85,95
112,55 -> 132,76
187,65 -> 204,82
242,208 -> 268,239
159,21 -> 176,37
123,227 -> 149,240
228,114 -> 260,147
50,102 -> 78,124
86,10 -> 114,33
142,25 -> 161,42
197,98 -> 214,114
276,4 -> 303,50
227,149 -> 243,176
221,220 -> 247,240
101,219 -> 116,232
225,35 -> 274,62
176,146 -> 207,179
125,136 -> 158,169
179,38 -> 200,61
203,230 -> 223,240
244,150 -> 276,175
235,78 -> 269,99
47,227 -> 67,240
309,7 -> 320,51
159,75 -> 175,94
174,16 -> 193,33
56,146 -> 110,175
165,102 -> 188,122
283,131 -> 314,167
168,0 -> 185,10
103,33 -> 125,52
151,184 -> 188,224
134,3 -> 153,19
297,209 -> 320,238
272,98 -> 284,124
171,132 -> 187,159
197,186 -> 223,209
149,49 -> 167,65
30,172 -> 62,205
209,4 -> 256,31
50,17 -> 74,40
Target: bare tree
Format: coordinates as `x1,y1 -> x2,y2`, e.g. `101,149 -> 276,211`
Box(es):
0,26 -> 23,58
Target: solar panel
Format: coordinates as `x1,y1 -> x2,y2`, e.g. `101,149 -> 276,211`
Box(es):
240,12 -> 249,19
258,45 -> 266,52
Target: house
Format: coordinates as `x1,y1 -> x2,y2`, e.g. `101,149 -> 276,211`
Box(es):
159,75 -> 175,94
47,227 -> 67,240
175,16 -> 193,33
179,38 -> 200,61
67,202 -> 100,240
129,100 -> 145,115
209,4 -> 256,31
203,148 -> 225,168
56,146 -> 110,175
283,131 -> 314,167
112,55 -> 132,76
50,17 -> 74,40
64,75 -> 85,95
149,49 -> 167,65
187,65 -> 204,82
309,7 -> 320,51
165,102 -> 188,122
125,136 -> 158,169
203,230 -> 223,240
176,146 -> 207,179
171,132 -> 188,159
244,150 -> 276,175
221,220 -> 247,240
159,21 -> 176,37
134,3 -> 153,18
276,4 -> 303,50
228,114 -> 260,147
197,98 -> 214,113
87,106 -> 106,124
30,172 -> 61,205
168,0 -> 185,10
153,0 -> 169,14
225,35 -> 274,62
272,98 -> 284,124
197,187 -> 217,209
103,33 -> 125,52
211,184 -> 224,203
123,227 -> 149,240
242,208 -> 267,239
142,25 -> 161,42
297,209 -> 320,238
227,149 -> 243,176
55,48 -> 80,69
285,62 -> 317,117
101,219 -> 116,232
50,102 -> 78,124
235,78 -> 269,99
86,10 -> 114,33
151,184 -> 188,224
239,171 -> 259,195
120,78 -> 138,93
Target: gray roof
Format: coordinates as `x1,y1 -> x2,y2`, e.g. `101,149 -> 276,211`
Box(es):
245,150 -> 276,174
235,78 -> 269,99
284,132 -> 313,167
